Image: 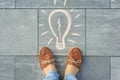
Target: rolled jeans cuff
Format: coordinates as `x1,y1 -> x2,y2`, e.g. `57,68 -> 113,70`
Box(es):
44,70 -> 59,80
65,73 -> 77,80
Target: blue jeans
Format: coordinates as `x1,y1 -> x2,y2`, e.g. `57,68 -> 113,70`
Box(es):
44,70 -> 77,80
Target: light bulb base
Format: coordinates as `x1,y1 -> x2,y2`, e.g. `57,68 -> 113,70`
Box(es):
56,43 -> 65,50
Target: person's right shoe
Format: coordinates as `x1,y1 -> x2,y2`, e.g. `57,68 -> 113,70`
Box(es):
38,47 -> 57,76
64,47 -> 82,76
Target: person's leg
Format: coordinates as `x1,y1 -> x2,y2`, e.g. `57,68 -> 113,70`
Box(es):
64,47 -> 82,80
38,47 -> 60,80
44,70 -> 59,80
65,73 -> 77,80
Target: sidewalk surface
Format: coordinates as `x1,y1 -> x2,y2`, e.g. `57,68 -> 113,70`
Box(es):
0,0 -> 120,80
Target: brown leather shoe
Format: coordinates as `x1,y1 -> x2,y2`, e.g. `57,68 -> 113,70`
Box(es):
38,47 -> 57,75
67,47 -> 82,69
65,47 -> 82,76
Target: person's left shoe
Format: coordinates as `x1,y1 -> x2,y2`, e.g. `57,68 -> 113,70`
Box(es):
38,47 -> 57,76
64,47 -> 82,76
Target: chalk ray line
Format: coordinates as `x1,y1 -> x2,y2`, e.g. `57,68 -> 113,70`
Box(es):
72,33 -> 80,36
39,24 -> 44,27
41,31 -> 49,36
64,0 -> 67,6
41,10 -> 47,14
68,39 -> 77,43
74,13 -> 81,19
73,24 -> 83,27
47,38 -> 53,46
70,9 -> 74,12
54,0 -> 57,5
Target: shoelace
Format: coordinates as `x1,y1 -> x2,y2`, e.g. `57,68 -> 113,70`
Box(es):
40,59 -> 55,64
67,55 -> 81,66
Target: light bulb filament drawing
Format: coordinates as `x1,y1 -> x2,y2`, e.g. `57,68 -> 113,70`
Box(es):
48,9 -> 72,49
58,19 -> 62,42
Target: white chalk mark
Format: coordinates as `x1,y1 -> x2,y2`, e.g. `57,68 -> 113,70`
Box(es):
47,38 -> 53,46
64,0 -> 67,6
41,10 -> 47,14
74,13 -> 81,19
39,24 -> 44,27
68,39 -> 77,43
70,9 -> 79,12
70,9 -> 74,12
48,9 -> 72,49
54,0 -> 57,5
41,31 -> 49,36
111,0 -> 115,2
72,33 -> 80,36
58,18 -> 62,41
73,24 -> 83,27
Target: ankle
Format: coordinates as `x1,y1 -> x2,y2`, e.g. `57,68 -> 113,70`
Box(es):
65,64 -> 79,76
43,64 -> 57,75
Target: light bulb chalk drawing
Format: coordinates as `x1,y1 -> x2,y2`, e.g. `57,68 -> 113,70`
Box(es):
48,9 -> 72,50
39,9 -> 82,50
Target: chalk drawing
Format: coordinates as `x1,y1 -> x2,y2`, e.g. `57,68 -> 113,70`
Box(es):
39,24 -> 44,27
64,0 -> 67,6
74,13 -> 81,19
54,0 -> 57,5
58,18 -> 62,42
72,33 -> 80,36
68,39 -> 77,43
47,38 -> 53,46
53,0 -> 67,6
73,24 -> 83,27
111,0 -> 115,2
70,9 -> 74,12
41,10 -> 47,14
70,9 -> 79,12
48,9 -> 72,49
39,9 -> 83,50
41,31 -> 49,36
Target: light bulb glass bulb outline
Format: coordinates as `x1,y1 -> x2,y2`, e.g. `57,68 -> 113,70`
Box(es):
48,9 -> 72,49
